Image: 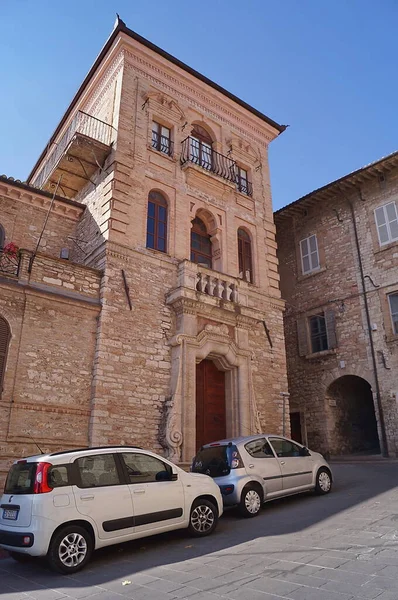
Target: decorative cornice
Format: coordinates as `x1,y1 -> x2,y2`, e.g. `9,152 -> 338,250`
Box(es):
0,183 -> 83,220
124,49 -> 274,145
85,53 -> 125,117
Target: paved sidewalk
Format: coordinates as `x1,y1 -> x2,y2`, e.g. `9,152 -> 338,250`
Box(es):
2,463 -> 398,599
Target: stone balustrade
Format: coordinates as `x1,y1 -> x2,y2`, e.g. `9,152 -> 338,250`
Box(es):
195,271 -> 238,302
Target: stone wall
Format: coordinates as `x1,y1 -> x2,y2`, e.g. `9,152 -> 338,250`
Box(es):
276,165 -> 398,457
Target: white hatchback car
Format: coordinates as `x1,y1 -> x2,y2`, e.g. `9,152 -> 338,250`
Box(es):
0,446 -> 223,573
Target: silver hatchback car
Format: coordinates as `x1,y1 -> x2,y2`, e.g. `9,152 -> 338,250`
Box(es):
191,435 -> 332,517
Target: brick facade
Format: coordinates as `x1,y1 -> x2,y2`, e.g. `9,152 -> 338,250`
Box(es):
275,153 -> 398,458
0,19 -> 288,483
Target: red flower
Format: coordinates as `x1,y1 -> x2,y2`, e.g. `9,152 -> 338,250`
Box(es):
3,242 -> 19,257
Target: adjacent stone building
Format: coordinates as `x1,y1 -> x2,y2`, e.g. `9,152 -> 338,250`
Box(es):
275,152 -> 398,458
0,18 -> 288,481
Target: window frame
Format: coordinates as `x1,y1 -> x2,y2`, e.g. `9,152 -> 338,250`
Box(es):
388,293 -> 398,335
0,224 -> 5,249
299,234 -> 320,275
374,201 -> 398,246
151,121 -> 172,156
190,126 -> 213,170
236,166 -> 251,196
0,316 -> 11,394
268,437 -> 303,458
120,452 -> 173,485
74,453 -> 124,489
244,438 -> 275,459
237,228 -> 253,283
191,217 -> 212,268
309,313 -> 329,353
146,191 -> 168,253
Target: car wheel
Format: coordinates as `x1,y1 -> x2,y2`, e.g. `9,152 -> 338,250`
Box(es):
47,525 -> 93,574
239,485 -> 263,518
315,468 -> 332,495
9,551 -> 33,563
188,498 -> 218,537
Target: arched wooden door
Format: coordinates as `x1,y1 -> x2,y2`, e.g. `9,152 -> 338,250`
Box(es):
196,359 -> 226,450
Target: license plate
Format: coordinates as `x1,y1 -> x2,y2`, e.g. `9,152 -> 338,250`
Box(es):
3,509 -> 18,520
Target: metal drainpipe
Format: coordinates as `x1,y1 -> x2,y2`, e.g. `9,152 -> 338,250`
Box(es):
348,200 -> 388,457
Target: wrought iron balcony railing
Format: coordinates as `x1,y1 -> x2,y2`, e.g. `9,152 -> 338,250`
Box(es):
0,250 -> 20,277
151,131 -> 173,156
32,111 -> 114,190
180,137 -> 253,196
181,137 -> 237,184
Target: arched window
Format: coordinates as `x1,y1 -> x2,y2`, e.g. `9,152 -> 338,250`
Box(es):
190,125 -> 213,170
0,224 -> 5,250
0,316 -> 10,394
191,217 -> 212,268
146,191 -> 167,253
238,228 -> 253,283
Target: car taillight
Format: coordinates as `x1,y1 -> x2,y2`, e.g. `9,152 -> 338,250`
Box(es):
33,462 -> 52,494
230,449 -> 243,469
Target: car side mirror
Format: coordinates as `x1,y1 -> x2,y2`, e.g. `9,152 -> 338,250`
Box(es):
171,472 -> 178,481
300,446 -> 310,457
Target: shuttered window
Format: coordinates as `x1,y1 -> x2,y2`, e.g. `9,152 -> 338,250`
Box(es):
300,234 -> 320,274
0,317 -> 11,393
297,309 -> 337,356
375,202 -> 398,246
388,293 -> 398,335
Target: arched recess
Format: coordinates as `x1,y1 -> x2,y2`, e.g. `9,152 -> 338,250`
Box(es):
191,208 -> 222,271
237,227 -> 254,283
0,316 -> 11,394
146,189 -> 168,253
325,375 -> 380,455
189,123 -> 215,170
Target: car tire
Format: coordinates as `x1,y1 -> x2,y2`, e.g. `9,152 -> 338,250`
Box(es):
9,551 -> 33,563
47,524 -> 93,574
239,484 -> 263,518
315,468 -> 332,495
188,498 -> 218,537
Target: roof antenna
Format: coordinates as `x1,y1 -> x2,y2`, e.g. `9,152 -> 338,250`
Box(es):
26,432 -> 44,454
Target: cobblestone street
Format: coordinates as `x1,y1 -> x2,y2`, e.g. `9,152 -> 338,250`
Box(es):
2,462 -> 398,600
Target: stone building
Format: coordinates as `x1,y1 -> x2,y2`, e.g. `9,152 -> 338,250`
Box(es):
0,18 -> 288,481
275,151 -> 398,458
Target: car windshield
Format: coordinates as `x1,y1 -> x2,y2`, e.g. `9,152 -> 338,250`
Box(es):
192,446 -> 230,477
4,463 -> 37,494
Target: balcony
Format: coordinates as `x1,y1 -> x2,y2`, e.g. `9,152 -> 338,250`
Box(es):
31,112 -> 114,198
166,260 -> 251,309
181,137 -> 237,185
0,250 -> 19,278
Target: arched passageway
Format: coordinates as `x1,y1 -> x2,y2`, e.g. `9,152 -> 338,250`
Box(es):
326,375 -> 380,455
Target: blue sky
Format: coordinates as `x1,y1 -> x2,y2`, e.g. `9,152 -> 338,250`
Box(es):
1,0 -> 397,210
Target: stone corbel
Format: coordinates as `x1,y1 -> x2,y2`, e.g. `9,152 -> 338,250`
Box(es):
160,335 -> 185,461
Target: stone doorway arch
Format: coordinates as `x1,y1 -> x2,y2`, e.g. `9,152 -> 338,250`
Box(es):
326,375 -> 380,455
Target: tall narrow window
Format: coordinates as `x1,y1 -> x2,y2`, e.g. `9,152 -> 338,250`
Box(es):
238,228 -> 253,282
0,316 -> 10,393
309,314 -> 328,353
388,293 -> 398,335
191,217 -> 212,268
0,224 -> 4,249
375,202 -> 398,245
236,167 -> 251,196
151,122 -> 171,155
190,126 -> 213,170
300,234 -> 320,274
146,191 -> 167,253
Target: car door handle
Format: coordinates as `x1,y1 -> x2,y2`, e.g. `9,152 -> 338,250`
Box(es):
80,495 -> 94,501
133,489 -> 145,494
280,461 -> 286,466
249,464 -> 254,468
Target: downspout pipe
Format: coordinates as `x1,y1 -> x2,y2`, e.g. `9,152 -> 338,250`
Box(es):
347,199 -> 388,457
